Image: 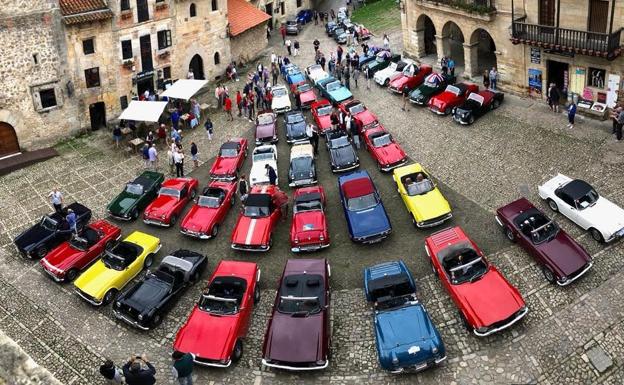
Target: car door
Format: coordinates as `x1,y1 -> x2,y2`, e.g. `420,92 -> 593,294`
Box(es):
79,231 -> 103,270
240,278 -> 255,335
555,190 -> 578,223
176,186 -> 189,215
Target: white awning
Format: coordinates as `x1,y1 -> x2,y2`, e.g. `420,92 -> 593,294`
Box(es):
160,79 -> 208,101
118,101 -> 168,122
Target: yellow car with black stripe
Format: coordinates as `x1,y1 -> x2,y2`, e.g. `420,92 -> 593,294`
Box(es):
74,231 -> 161,306
392,163 -> 453,228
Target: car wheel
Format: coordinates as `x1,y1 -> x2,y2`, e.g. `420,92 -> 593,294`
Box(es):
144,254 -> 154,269
459,312 -> 472,332
170,215 -> 177,226
232,340 -> 243,363
492,100 -> 500,109
445,107 -> 451,115
211,224 -> 219,238
36,246 -> 48,259
131,208 -> 139,220
65,269 -> 79,282
151,313 -> 163,328
547,199 -> 558,212
505,227 -> 516,242
253,287 -> 260,305
190,270 -> 200,284
103,289 -> 118,305
590,228 -> 605,243
468,115 -> 475,124
383,78 -> 390,86
542,265 -> 556,284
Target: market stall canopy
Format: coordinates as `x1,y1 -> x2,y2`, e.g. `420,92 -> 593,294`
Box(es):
160,79 -> 208,101
118,101 -> 168,122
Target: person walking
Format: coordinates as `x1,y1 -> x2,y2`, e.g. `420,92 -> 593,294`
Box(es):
171,351 -> 194,385
401,86 -> 410,112
224,95 -> 233,121
113,125 -> 122,148
348,114 -> 360,150
122,355 -> 156,385
248,93 -> 255,122
285,39 -> 292,55
280,23 -> 286,44
238,174 -> 248,202
328,56 -> 335,75
448,58 -> 456,77
548,83 -> 560,113
330,109 -> 339,130
616,107 -> 624,141
66,208 -> 77,235
482,69 -> 490,90
174,149 -> 185,177
293,40 -> 300,56
190,142 -> 198,168
311,126 -> 319,154
271,64 -> 279,85
337,45 -> 343,64
353,66 -> 360,88
343,66 -> 351,90
204,118 -> 213,140
142,144 -> 150,168
99,359 -> 123,385
266,24 -> 271,41
567,101 -> 577,129
319,55 -> 326,71
265,164 -> 277,185
365,65 -> 371,90
148,144 -> 158,170
489,67 -> 498,90
313,38 -> 320,52
383,34 -> 390,49
49,189 -> 63,213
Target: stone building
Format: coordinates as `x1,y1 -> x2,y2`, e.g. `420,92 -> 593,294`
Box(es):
254,0 -> 312,30
401,0 -> 623,111
228,0 -> 271,64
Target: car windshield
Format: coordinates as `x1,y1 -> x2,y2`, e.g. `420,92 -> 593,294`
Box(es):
443,248 -> 488,285
406,179 -> 433,196
159,187 -> 180,198
372,133 -> 392,147
198,295 -> 238,315
125,183 -> 143,195
348,103 -> 365,115
244,204 -> 270,217
316,105 -> 332,116
335,28 -> 345,35
40,216 -> 58,231
577,189 -> 599,209
69,236 -> 89,251
287,114 -> 304,124
516,212 -> 559,244
376,294 -> 418,312
329,136 -> 350,148
347,193 -> 377,211
278,296 -> 321,315
198,196 -> 221,208
298,84 -> 311,92
220,148 -> 238,157
326,81 -> 341,92
253,152 -> 274,162
445,85 -> 461,95
257,114 -> 274,125
272,88 -> 287,97
295,200 -> 322,213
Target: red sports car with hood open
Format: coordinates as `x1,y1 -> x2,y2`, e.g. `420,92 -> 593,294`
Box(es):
262,258 -> 331,371
362,125 -> 408,172
311,99 -> 333,134
290,186 -> 330,252
143,177 -> 199,227
209,138 -> 248,181
428,83 -> 479,116
180,180 -> 237,239
230,184 -> 288,252
173,260 -> 261,367
338,99 -> 379,132
425,226 -> 528,337
292,83 -> 317,109
388,63 -> 433,93
40,219 -> 121,282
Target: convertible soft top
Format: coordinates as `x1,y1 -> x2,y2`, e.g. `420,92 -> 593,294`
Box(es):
561,179 -> 593,200
245,193 -> 272,207
295,192 -> 322,204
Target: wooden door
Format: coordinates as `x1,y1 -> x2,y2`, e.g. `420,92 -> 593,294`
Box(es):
588,0 -> 609,33
539,0 -> 556,26
0,122 -> 20,157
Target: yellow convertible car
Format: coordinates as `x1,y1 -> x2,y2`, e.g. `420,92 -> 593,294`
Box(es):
392,163 -> 452,228
74,231 -> 161,306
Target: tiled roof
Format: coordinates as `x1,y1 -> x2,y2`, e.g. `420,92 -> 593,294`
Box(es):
59,0 -> 113,24
227,0 -> 271,37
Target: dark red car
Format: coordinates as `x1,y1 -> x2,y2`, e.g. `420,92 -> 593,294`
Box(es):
209,138 -> 248,181
40,220 -> 121,282
425,226 -> 527,337
180,181 -> 237,239
388,64 -> 433,93
262,258 -> 331,371
428,83 -> 479,115
290,186 -> 330,252
338,99 -> 379,132
495,198 -> 593,285
143,177 -> 199,227
173,260 -> 261,367
311,99 -> 333,134
362,125 -> 408,172
293,83 -> 317,109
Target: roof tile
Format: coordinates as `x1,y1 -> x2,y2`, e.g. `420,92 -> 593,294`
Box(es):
59,0 -> 110,16
227,0 -> 271,37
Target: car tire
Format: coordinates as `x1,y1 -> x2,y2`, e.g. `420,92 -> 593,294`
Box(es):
131,208 -> 139,220
505,227 -> 516,242
65,269 -> 79,282
542,265 -> 556,284
445,107 -> 452,115
253,287 -> 260,305
383,78 -> 390,86
492,99 -> 500,109
590,228 -> 605,243
103,289 -> 117,305
35,246 -> 48,259
170,215 -> 177,226
211,224 -> 219,238
547,199 -> 558,212
151,313 -> 163,328
459,312 -> 472,332
190,270 -> 200,284
144,254 -> 154,269
232,340 -> 243,363
468,115 -> 475,124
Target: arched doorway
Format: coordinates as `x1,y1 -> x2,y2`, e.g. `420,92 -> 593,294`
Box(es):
470,28 -> 497,76
441,21 -> 465,67
189,54 -> 205,80
0,122 -> 20,158
416,15 -> 437,57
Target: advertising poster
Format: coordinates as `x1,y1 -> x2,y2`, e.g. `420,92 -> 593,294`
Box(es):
528,68 -> 543,96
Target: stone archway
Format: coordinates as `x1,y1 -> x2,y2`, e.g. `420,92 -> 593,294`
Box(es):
468,28 -> 497,78
441,21 -> 465,67
415,14 -> 437,58
0,109 -> 24,155
189,54 -> 205,80
0,122 -> 20,158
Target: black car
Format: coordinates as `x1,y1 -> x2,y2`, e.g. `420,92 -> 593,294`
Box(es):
289,144 -> 317,187
332,27 -> 346,44
113,250 -> 207,330
284,110 -> 308,143
325,21 -> 337,36
14,202 -> 92,259
452,90 -> 504,125
326,129 -> 359,173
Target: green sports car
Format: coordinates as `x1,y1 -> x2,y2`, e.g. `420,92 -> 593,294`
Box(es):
107,171 -> 164,220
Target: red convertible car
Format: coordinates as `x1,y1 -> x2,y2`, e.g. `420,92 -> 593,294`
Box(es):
180,181 -> 237,239
290,186 -> 330,252
262,258 -> 331,371
231,184 -> 288,251
388,64 -> 433,93
362,125 -> 408,172
173,260 -> 261,367
495,198 -> 593,285
311,99 -> 333,134
339,99 -> 379,132
293,83 -> 317,109
425,226 -> 528,337
40,219 -> 121,282
143,177 -> 199,227
428,83 -> 479,116
209,138 -> 248,181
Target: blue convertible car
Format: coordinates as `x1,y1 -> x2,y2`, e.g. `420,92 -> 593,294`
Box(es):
364,261 -> 446,373
338,171 -> 391,243
286,69 -> 306,86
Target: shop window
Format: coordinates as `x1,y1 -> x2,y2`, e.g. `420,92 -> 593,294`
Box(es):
39,89 -> 57,109
157,30 -> 172,50
211,0 -> 218,11
83,38 -> 95,55
163,66 -> 171,79
588,67 -> 605,88
190,3 -> 197,17
121,40 -> 133,60
214,52 -> 220,65
85,67 -> 101,88
121,0 -> 130,11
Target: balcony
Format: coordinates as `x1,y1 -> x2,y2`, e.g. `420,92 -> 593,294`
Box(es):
511,17 -> 622,60
418,0 -> 496,15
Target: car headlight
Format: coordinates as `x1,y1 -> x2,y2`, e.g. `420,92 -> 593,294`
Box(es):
294,238 -> 299,244
432,346 -> 438,354
138,314 -> 144,321
161,214 -> 166,219
476,326 -> 488,333
319,235 -> 324,241
115,301 -> 121,308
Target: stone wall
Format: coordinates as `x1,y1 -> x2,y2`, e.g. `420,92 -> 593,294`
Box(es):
230,22 -> 269,66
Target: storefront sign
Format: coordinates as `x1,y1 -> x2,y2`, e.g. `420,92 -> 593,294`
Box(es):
530,48 -> 541,64
135,70 -> 154,80
528,68 -> 543,96
606,74 -> 621,108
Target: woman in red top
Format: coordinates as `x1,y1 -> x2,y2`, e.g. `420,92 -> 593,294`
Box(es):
224,96 -> 233,121
236,91 -> 242,117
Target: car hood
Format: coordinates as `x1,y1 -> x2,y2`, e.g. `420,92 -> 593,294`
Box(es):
348,204 -> 391,236
375,67 -> 397,80
14,225 -> 52,251
330,146 -> 357,166
373,143 -> 406,164
174,307 -> 239,360
272,97 -> 291,108
375,304 -> 437,349
581,198 -> 624,235
42,242 -> 83,271
231,215 -> 272,246
356,111 -> 377,126
256,124 -> 276,139
300,90 -> 316,103
264,313 -> 325,363
406,190 -> 452,221
430,93 -> 455,108
389,76 -> 408,89
411,85 -> 438,99
181,205 -> 219,234
538,232 -> 592,276
210,157 -> 238,175
250,161 -> 276,184
74,260 -> 124,298
315,114 -> 332,130
293,211 -> 326,236
291,166 -> 314,181
144,196 -> 177,219
121,278 -> 169,313
329,88 -> 352,102
108,192 -> 140,215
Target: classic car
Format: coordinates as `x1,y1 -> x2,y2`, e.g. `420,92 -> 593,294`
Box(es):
311,99 -> 333,134
362,126 -> 408,172
143,177 -> 199,227
281,63 -> 298,80
250,144 -> 278,186
365,51 -> 401,76
271,85 -> 292,114
358,47 -> 387,70
293,83 -> 317,109
180,181 -> 237,239
452,90 -> 504,125
373,59 -> 414,87
74,231 -> 161,306
428,82 -> 479,115
173,260 -> 261,367
284,110 -> 308,143
230,184 -> 288,251
354,23 -> 372,40
315,76 -> 336,93
107,171 -> 164,220
319,79 -> 352,105
285,19 -> 300,35
209,138 -> 248,180
409,73 -> 456,105
538,174 -> 624,243
289,143 -> 317,187
40,220 -> 121,282
332,27 -> 347,44
290,186 -> 330,252
296,9 -> 313,24
495,198 -> 593,285
338,99 -> 379,132
364,260 -> 446,373
325,129 -> 359,173
338,170 -> 392,243
262,258 -> 331,371
392,163 -> 452,228
388,64 -> 433,93
255,111 -> 278,145
113,250 -> 207,330
15,202 -> 92,259
325,21 -> 338,36
305,64 -> 329,84
425,227 -> 528,336
286,68 -> 306,86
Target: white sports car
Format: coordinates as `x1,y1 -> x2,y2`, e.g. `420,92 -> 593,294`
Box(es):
374,59 -> 414,87
250,144 -> 279,186
538,173 -> 624,243
305,64 -> 329,84
271,85 -> 291,114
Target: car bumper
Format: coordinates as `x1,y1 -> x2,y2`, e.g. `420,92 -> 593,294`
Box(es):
107,210 -> 133,221
379,158 -> 408,172
143,218 -> 171,227
410,97 -> 426,105
452,114 -> 471,125
262,358 -> 329,371
180,228 -> 212,240
193,356 -> 232,368
113,310 -> 151,331
374,77 -> 386,86
289,178 -> 317,187
605,227 -> 624,242
74,288 -> 103,306
389,86 -> 403,94
390,355 -> 447,374
40,259 -> 65,282
286,29 -> 299,35
210,174 -> 237,182
416,213 -> 453,228
429,106 -> 447,115
331,163 -> 360,173
291,242 -> 330,253
273,106 -> 292,114
231,244 -> 270,252
557,261 -> 594,286
256,138 -> 279,145
473,307 -> 528,337
353,230 -> 391,244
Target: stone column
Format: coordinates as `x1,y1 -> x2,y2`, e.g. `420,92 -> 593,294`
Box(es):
435,34 -> 449,65
462,42 -> 479,79
413,28 -> 426,58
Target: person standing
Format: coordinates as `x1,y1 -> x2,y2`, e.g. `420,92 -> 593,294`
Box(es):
266,24 -> 271,41
99,359 -> 123,385
401,86 -> 410,112
482,69 -> 490,90
293,40 -> 300,56
174,149 -> 185,177
383,34 -> 390,49
365,65 -> 371,90
448,58 -> 455,77
265,164 -> 277,185
204,118 -> 213,140
248,93 -> 255,122
171,109 -> 180,131
49,189 -> 63,214
66,209 -> 77,235
171,351 -> 194,385
319,55 -> 326,71
337,45 -> 343,65
330,109 -> 339,130
285,39 -> 292,55
271,64 -> 279,85
348,114 -> 360,150
190,142 -> 198,169
343,66 -> 351,90
616,107 -> 624,141
314,10 -> 318,25
489,67 -> 498,90
280,23 -> 286,44
148,144 -> 158,170
353,66 -> 360,88
113,125 -> 122,148
311,126 -> 319,154
238,174 -> 248,202
142,144 -> 150,168
123,355 -> 156,385
236,90 -> 243,117
567,101 -> 577,129
224,95 -> 233,121
306,122 -> 314,140
313,38 -> 320,52
548,83 -> 560,113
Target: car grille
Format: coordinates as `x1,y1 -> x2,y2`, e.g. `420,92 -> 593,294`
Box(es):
232,243 -> 268,251
274,106 -> 291,114
419,213 -> 452,227
355,230 -> 390,244
487,308 -> 526,331
75,288 -> 99,304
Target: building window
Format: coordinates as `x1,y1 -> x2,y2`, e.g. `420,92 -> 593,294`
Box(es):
214,52 -> 220,65
39,89 -> 57,109
157,30 -> 172,50
137,0 -> 149,22
85,67 -> 101,88
82,38 -> 95,55
163,66 -> 171,79
281,2 -> 285,14
296,0 -> 302,7
120,95 -> 129,110
32,53 -> 39,65
190,3 -> 197,16
121,40 -> 133,60
211,0 -> 218,11
588,67 -> 606,88
120,0 -> 130,11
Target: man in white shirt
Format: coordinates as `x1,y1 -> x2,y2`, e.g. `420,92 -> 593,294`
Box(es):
148,144 -> 158,170
173,150 -> 185,177
49,189 -> 63,213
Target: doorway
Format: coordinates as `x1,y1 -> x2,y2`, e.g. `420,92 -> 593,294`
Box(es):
0,122 -> 20,158
547,60 -> 569,96
189,54 -> 205,80
89,102 -> 106,131
265,3 -> 273,28
139,34 -> 153,72
137,76 -> 154,97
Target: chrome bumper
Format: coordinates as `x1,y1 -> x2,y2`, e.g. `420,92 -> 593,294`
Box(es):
262,358 -> 328,371
557,261 -> 593,286
113,310 -> 150,331
231,244 -> 270,252
416,213 -> 453,228
473,307 -> 529,337
74,288 -> 103,306
390,355 -> 447,374
291,243 -> 330,253
143,218 -> 171,227
380,158 -> 408,172
180,229 -> 212,240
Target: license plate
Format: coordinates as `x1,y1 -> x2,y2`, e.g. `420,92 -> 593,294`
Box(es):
412,362 -> 428,371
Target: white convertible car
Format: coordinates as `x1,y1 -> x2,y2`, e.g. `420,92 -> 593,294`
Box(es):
250,145 -> 278,186
305,64 -> 329,84
538,173 -> 624,243
373,59 -> 414,87
271,85 -> 291,114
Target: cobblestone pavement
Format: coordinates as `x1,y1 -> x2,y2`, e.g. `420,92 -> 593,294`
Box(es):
1,7 -> 624,385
